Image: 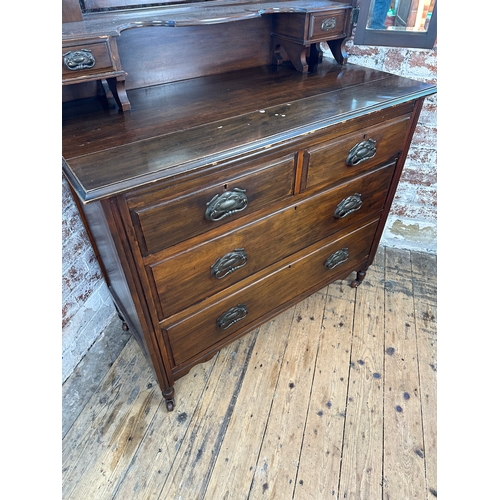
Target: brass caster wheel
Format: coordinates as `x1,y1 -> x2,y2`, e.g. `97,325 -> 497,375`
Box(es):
165,400 -> 175,412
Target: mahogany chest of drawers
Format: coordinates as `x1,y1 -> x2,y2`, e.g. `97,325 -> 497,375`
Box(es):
62,1 -> 436,411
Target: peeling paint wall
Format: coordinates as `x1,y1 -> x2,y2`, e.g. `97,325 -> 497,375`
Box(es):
62,176 -> 115,383
62,38 -> 437,381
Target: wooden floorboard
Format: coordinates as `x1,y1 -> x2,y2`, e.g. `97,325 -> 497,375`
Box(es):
383,249 -> 427,499
62,246 -> 437,500
338,246 -> 385,499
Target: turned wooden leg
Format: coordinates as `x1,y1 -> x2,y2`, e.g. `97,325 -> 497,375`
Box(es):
351,269 -> 367,288
162,387 -> 175,412
114,304 -> 130,331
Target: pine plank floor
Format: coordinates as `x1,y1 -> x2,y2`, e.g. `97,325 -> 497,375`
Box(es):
62,246 -> 437,500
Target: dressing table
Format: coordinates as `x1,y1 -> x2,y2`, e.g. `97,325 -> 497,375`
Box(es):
62,0 -> 436,411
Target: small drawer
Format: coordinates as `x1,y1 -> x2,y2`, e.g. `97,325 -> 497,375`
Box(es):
163,218 -> 379,368
148,162 -> 395,319
307,10 -> 348,42
62,39 -> 114,79
130,153 -> 297,255
304,113 -> 411,192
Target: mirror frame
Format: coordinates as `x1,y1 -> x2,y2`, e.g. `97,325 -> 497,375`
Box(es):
353,0 -> 437,49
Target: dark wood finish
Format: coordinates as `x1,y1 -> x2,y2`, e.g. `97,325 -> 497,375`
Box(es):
116,19 -> 274,90
165,219 -> 379,367
62,34 -> 130,109
303,112 -> 411,192
148,163 -> 394,319
62,63 -> 432,202
64,1 -> 353,35
273,3 -> 353,69
62,0 -> 436,411
62,39 -> 114,79
129,152 -> 297,255
62,0 -> 83,23
62,1 -> 356,107
61,63 -> 418,160
82,0 -> 181,9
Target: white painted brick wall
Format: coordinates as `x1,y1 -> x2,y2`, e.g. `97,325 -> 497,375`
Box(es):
61,281 -> 115,382
62,176 -> 116,383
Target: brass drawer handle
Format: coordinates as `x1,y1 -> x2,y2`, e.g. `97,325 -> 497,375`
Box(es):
205,188 -> 248,221
334,193 -> 362,218
324,248 -> 349,270
63,49 -> 96,71
217,304 -> 248,330
346,139 -> 377,166
321,17 -> 337,31
211,248 -> 248,279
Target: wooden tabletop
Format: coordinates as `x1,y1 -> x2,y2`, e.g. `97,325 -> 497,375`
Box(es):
62,61 -> 436,202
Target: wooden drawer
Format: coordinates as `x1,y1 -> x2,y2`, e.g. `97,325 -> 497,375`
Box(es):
163,218 -> 379,368
148,162 -> 395,318
130,153 -> 297,255
307,10 -> 348,42
273,8 -> 348,44
62,39 -> 114,81
303,113 -> 411,192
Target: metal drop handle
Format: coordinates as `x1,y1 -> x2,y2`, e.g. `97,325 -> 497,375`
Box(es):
205,188 -> 248,221
63,49 -> 96,71
324,248 -> 349,270
217,304 -> 248,330
346,138 -> 377,166
334,193 -> 363,219
211,249 -> 248,279
321,17 -> 337,31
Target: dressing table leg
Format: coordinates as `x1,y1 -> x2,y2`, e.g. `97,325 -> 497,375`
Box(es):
327,38 -> 348,65
113,304 -> 130,331
162,387 -> 176,412
351,269 -> 367,288
273,37 -> 309,73
308,43 -> 324,68
106,77 -> 131,111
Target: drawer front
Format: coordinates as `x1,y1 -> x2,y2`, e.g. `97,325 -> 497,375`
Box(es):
163,218 -> 379,367
131,154 -> 296,255
304,113 -> 411,192
62,40 -> 114,79
308,10 -> 348,41
149,162 -> 395,318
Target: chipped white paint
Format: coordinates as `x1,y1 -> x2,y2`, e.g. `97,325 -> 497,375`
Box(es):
62,282 -> 115,383
382,215 -> 437,253
62,176 -> 116,382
